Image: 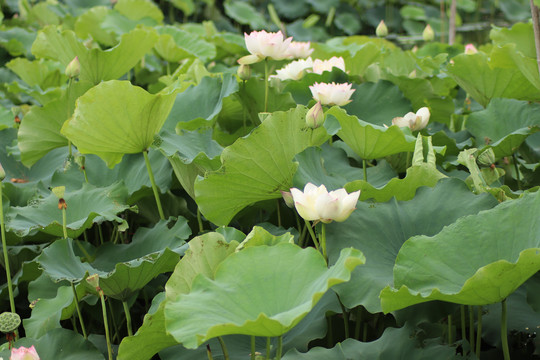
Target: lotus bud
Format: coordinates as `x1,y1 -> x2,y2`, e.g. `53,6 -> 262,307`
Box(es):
65,56 -> 80,78
237,64 -> 251,81
306,101 -> 325,129
280,191 -> 294,208
376,20 -> 388,37
465,44 -> 478,55
422,24 -> 434,42
0,162 -> 5,181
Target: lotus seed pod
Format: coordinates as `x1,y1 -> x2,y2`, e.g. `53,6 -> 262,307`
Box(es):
51,186 -> 65,199
86,274 -> 100,290
477,148 -> 496,167
0,312 -> 21,333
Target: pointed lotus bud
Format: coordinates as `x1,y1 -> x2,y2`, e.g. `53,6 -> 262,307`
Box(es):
237,64 -> 251,81
86,274 -> 100,291
0,162 -> 5,181
464,44 -> 478,55
280,191 -> 294,208
422,24 -> 434,42
376,20 -> 388,37
65,56 -> 80,78
306,101 -> 325,129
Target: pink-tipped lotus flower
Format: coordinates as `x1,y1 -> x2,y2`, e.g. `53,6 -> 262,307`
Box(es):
10,345 -> 40,360
464,44 -> 478,54
309,82 -> 355,106
286,41 -> 314,59
272,58 -> 313,81
290,183 -> 360,223
310,56 -> 346,74
392,107 -> 430,131
238,30 -> 293,64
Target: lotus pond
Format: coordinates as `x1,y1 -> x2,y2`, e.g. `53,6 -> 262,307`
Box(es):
0,0 -> 540,359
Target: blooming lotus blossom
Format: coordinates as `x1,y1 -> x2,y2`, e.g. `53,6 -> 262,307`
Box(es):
464,44 -> 478,54
10,345 -> 40,360
392,107 -> 430,131
271,58 -> 313,81
309,82 -> 355,106
286,41 -> 314,59
310,56 -> 346,74
290,183 -> 360,223
238,30 -> 292,64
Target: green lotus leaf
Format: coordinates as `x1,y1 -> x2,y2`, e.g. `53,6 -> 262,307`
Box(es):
31,25 -> 158,84
380,190 -> 540,312
117,232 -> 240,360
6,58 -> 66,89
62,80 -> 177,168
490,22 -> 536,58
194,106 -> 330,226
74,6 -> 116,47
0,105 -> 12,131
328,178 -> 498,313
490,44 -> 540,90
224,1 -> 267,30
164,244 -> 364,348
466,98 -> 540,158
155,25 -> 216,63
346,136 -> 447,201
325,106 -> 416,160
0,27 -> 36,57
18,81 -> 93,167
6,182 -> 130,238
0,328 -> 104,360
343,80 -> 412,127
115,0 -> 164,23
235,226 -> 294,251
445,51 -> 540,107
344,42 -> 381,76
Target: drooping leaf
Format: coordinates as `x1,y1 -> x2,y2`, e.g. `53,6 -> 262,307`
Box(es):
155,25 -> 216,63
73,6 -> 116,47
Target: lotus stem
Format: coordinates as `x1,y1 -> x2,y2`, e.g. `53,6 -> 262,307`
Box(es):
337,294 -> 349,339
512,154 -> 521,190
363,322 -> 368,342
218,336 -> 229,360
448,0 -> 457,45
320,222 -> 327,262
71,282 -> 87,339
531,0 -> 540,78
206,345 -> 213,360
275,336 -> 283,359
264,59 -> 269,113
276,199 -> 282,228
355,307 -> 362,340
501,299 -> 510,360
296,212 -> 305,247
304,219 -> 320,251
461,305 -> 466,342
99,291 -> 113,360
440,0 -> 446,43
265,337 -> 271,359
122,300 -> 133,336
98,223 -> 104,245
62,207 -> 68,239
363,159 -> 368,182
448,314 -> 453,344
469,305 -> 475,354
0,181 -> 17,335
476,306 -> 482,357
251,336 -> 256,360
143,150 -> 165,220
197,207 -> 204,233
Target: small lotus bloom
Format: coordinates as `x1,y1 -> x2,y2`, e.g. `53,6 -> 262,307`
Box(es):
238,30 -> 292,64
464,44 -> 478,55
392,107 -> 430,131
290,183 -> 360,223
309,82 -> 355,106
286,41 -> 314,59
306,101 -> 324,129
272,58 -> 313,81
310,56 -> 346,74
376,20 -> 388,37
10,345 -> 40,360
422,24 -> 434,42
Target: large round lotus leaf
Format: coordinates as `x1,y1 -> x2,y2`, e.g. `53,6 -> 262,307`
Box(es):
164,244 -> 365,349
5,182 -> 130,238
490,23 -> 536,58
466,98 -> 540,158
155,25 -> 216,63
325,107 -> 416,160
328,178 -> 498,313
61,80 -> 177,168
194,106 -> 329,226
0,328 -> 104,360
380,190 -> 540,313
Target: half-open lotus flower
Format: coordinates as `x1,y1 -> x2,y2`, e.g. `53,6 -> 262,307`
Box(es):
465,44 -> 478,54
309,82 -> 355,106
310,56 -> 346,74
272,58 -> 313,81
238,30 -> 293,64
392,107 -> 430,131
10,345 -> 40,360
290,183 -> 360,223
286,41 -> 314,59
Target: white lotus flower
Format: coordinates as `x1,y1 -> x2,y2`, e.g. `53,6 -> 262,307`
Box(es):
290,183 -> 360,223
309,82 -> 355,106
391,107 -> 430,131
286,41 -> 314,59
238,30 -> 292,64
10,346 -> 40,360
272,58 -> 313,81
310,56 -> 346,74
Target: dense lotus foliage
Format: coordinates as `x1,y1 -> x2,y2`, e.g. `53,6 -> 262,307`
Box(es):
1,1 -> 540,360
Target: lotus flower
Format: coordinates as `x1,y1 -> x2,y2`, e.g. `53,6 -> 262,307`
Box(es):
309,82 -> 355,106
465,44 -> 478,54
238,30 -> 292,64
376,20 -> 388,37
290,183 -> 360,223
272,58 -> 313,81
286,41 -> 314,58
310,56 -> 346,74
392,107 -> 430,131
422,24 -> 434,42
10,346 -> 40,360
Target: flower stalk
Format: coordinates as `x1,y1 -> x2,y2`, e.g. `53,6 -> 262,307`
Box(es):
143,150 -> 165,220
501,299 -> 510,360
71,282 -> 87,339
122,300 -> 133,336
0,174 -> 17,330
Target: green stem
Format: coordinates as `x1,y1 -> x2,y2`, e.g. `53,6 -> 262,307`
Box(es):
197,208 -> 204,233
242,81 -> 247,131
512,154 -> 521,190
448,314 -> 453,344
218,336 -> 229,360
501,300 -> 510,360
275,336 -> 283,360
460,305 -> 466,342
108,299 -> 120,343
304,219 -> 320,251
62,207 -> 68,239
476,306 -> 482,357
207,345 -> 213,360
0,181 -> 16,317
295,212 -> 304,246
265,337 -> 271,360
251,336 -> 256,360
363,159 -> 368,182
469,305 -> 475,354
362,322 -> 367,342
320,223 -> 327,262
98,224 -> 104,245
354,307 -> 362,340
71,282 -> 87,338
143,150 -> 165,220
276,199 -> 282,228
82,168 -> 89,183
99,293 -> 113,360
264,59 -> 269,113
122,300 -> 133,336
337,294 -> 349,339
